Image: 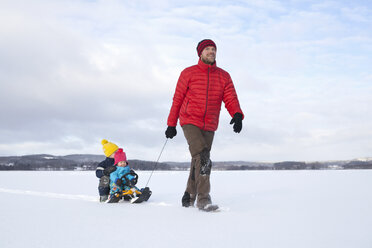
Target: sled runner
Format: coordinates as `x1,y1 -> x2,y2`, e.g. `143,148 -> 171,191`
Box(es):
107,186 -> 152,203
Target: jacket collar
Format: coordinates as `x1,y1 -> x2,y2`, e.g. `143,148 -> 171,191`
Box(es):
197,58 -> 217,72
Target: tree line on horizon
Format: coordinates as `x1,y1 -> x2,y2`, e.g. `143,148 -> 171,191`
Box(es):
0,154 -> 371,171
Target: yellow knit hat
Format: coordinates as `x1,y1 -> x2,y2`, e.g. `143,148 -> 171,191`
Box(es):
101,139 -> 119,157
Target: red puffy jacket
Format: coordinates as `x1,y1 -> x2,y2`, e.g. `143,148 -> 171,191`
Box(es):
167,59 -> 244,131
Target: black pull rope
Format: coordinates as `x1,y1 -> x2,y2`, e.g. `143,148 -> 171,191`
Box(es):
145,138 -> 168,187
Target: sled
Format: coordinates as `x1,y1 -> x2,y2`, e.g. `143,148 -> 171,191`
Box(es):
107,170 -> 152,204
106,186 -> 152,204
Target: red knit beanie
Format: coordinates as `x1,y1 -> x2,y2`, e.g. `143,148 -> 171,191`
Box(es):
197,39 -> 217,56
114,148 -> 127,165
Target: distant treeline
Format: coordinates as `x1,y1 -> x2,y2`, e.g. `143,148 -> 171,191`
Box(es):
272,161 -> 372,170
0,155 -> 172,171
0,154 -> 371,171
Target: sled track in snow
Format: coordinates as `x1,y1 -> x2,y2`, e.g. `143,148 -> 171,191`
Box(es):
0,187 -> 98,202
0,188 -> 230,211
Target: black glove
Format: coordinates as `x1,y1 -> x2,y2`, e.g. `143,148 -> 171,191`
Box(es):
115,178 -> 122,186
165,126 -> 177,139
230,113 -> 243,133
127,178 -> 136,187
103,166 -> 117,176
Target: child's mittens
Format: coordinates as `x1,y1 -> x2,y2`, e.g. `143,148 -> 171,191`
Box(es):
115,178 -> 123,186
127,178 -> 136,187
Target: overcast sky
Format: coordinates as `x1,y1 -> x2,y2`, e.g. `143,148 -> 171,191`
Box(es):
0,0 -> 371,162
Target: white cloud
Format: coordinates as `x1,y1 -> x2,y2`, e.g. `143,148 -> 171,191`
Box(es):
0,0 -> 371,161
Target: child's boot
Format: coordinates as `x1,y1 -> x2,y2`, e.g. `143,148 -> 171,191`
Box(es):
99,195 -> 108,202
107,193 -> 121,203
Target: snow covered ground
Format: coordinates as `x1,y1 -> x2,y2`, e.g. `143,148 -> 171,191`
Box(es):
0,170 -> 371,248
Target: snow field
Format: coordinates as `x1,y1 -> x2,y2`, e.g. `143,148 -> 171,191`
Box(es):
0,170 -> 371,248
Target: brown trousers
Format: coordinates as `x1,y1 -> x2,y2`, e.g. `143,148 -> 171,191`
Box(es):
182,124 -> 215,208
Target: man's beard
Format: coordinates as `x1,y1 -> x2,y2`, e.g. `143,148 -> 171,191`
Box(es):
201,55 -> 215,65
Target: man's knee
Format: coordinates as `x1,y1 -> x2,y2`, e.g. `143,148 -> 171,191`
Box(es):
199,148 -> 212,175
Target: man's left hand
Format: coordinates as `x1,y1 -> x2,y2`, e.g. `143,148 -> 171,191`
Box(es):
230,113 -> 243,133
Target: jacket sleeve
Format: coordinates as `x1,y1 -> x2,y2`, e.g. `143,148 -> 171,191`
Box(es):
95,158 -> 114,178
123,168 -> 135,184
223,75 -> 244,119
110,170 -> 119,184
167,70 -> 189,127
96,160 -> 106,178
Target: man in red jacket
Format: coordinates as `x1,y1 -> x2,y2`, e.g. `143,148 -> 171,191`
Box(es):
165,39 -> 244,211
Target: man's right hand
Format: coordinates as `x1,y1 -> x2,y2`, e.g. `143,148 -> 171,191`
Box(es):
103,166 -> 117,176
165,126 -> 177,139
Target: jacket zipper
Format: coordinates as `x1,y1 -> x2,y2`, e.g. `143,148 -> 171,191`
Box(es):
185,100 -> 189,113
203,67 -> 210,129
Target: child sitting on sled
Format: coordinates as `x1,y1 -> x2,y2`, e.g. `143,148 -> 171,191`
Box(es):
107,148 -> 151,203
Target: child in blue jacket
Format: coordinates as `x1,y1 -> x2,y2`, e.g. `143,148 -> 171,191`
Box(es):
107,148 -> 137,203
